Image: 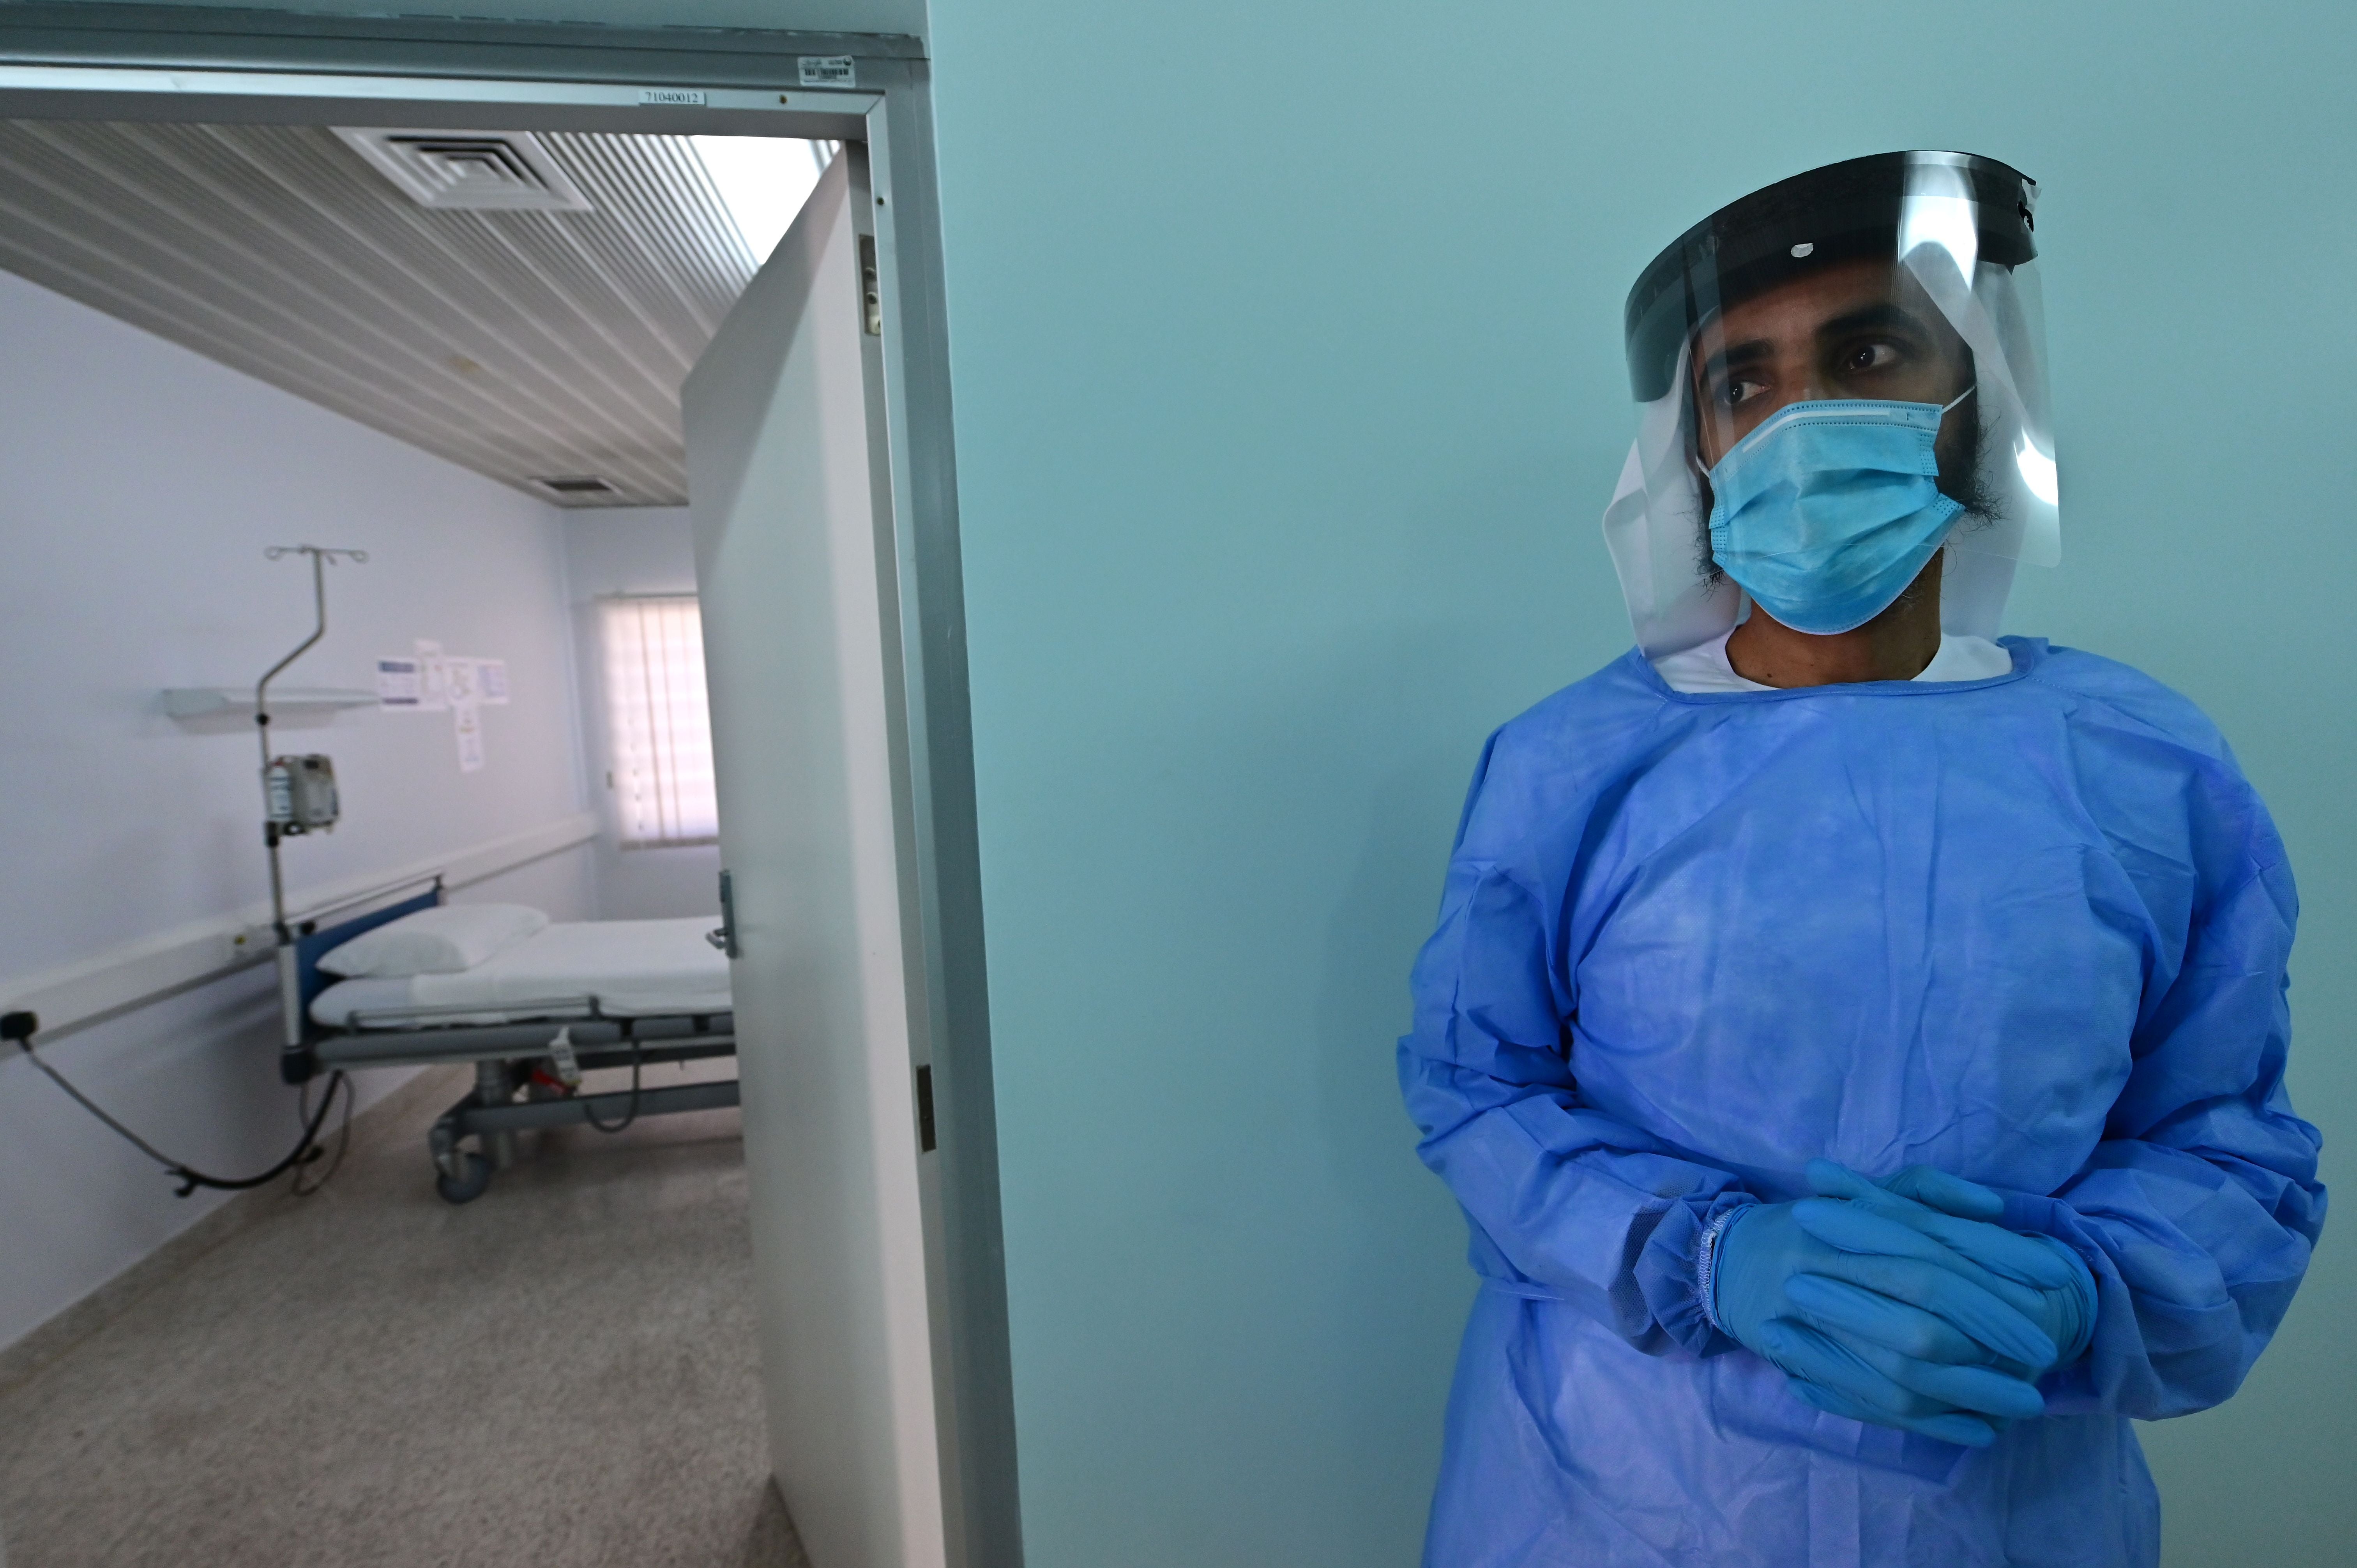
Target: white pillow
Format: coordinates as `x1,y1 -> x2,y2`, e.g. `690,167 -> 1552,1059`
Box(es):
318,903 -> 548,978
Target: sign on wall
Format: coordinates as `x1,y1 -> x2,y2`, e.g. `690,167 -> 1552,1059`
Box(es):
376,640 -> 511,772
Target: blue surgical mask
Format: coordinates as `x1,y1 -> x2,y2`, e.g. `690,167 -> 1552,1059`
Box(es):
1704,390 -> 1973,636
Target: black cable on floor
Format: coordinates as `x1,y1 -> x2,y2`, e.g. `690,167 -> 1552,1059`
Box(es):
4,1009 -> 349,1197
290,1070 -> 355,1197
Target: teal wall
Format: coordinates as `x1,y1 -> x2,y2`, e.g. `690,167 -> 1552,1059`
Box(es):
926,3 -> 2355,1564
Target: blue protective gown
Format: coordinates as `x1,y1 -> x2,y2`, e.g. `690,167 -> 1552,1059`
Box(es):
1399,638 -> 2323,1568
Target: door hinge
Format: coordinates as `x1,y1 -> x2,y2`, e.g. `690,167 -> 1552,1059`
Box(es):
859,233 -> 882,336
915,1063 -> 936,1152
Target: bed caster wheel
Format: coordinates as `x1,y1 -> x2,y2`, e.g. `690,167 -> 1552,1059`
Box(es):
435,1152 -> 492,1205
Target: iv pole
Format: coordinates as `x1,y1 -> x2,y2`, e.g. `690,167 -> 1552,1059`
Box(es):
258,545 -> 367,1051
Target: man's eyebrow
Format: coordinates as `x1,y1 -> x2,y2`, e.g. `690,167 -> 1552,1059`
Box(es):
1816,301 -> 1936,341
1697,338 -> 1773,383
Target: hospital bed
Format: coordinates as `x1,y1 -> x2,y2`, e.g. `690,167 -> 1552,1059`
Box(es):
281,880 -> 739,1203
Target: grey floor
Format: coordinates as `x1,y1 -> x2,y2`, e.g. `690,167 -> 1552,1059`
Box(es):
0,1064 -> 806,1568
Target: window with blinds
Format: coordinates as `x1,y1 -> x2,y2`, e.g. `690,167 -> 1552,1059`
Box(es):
599,595 -> 719,848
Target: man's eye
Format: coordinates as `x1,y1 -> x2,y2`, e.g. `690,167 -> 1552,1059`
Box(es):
1716,377 -> 1767,408
1843,342 -> 1901,373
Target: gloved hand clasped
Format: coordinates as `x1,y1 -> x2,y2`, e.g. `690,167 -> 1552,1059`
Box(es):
1702,1162 -> 2098,1448
1800,1160 -> 2099,1381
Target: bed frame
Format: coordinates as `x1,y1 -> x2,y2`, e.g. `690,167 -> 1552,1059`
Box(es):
283,881 -> 740,1203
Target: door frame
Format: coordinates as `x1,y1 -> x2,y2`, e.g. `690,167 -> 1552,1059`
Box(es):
0,8 -> 1018,1566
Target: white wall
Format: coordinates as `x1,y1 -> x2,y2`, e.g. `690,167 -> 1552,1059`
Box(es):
0,268 -> 593,1353
563,507 -> 724,920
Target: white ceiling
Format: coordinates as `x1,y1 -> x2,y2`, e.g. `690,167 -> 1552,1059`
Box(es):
0,119 -> 771,505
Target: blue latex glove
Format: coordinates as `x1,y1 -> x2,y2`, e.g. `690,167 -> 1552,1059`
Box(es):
1707,1201 -> 2051,1446
1799,1161 -> 2100,1376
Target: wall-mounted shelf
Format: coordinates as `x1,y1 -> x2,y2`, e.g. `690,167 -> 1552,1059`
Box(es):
162,686 -> 376,719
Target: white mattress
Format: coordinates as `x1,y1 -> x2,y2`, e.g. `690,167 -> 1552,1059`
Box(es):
311,917 -> 731,1028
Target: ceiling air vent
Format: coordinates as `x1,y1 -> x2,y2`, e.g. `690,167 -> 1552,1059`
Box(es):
334,128 -> 594,212
533,475 -> 622,500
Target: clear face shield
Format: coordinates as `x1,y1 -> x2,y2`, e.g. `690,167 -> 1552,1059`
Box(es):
1602,151 -> 2057,655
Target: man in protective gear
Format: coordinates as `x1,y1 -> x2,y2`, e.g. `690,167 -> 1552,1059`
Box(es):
1398,151 -> 2323,1567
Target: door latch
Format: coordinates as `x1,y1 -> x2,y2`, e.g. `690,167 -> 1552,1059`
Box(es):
714,869 -> 741,958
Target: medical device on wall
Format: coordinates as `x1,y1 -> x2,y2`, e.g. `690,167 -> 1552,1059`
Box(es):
258,545 -> 368,1052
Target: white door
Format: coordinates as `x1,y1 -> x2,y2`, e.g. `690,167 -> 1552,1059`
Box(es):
684,147 -> 946,1568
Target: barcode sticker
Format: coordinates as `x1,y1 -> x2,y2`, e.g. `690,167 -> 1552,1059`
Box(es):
799,56 -> 856,88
